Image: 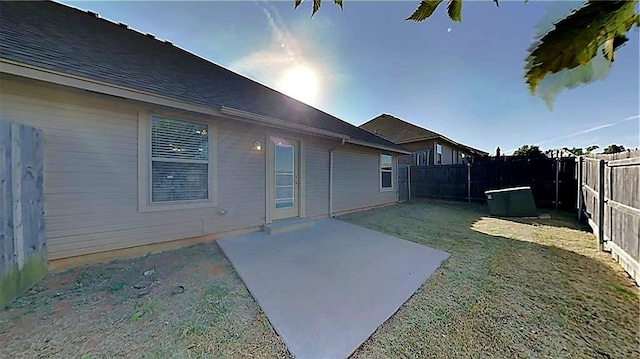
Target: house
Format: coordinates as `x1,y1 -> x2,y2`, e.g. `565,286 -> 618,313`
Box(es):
360,114 -> 488,166
0,2 -> 409,269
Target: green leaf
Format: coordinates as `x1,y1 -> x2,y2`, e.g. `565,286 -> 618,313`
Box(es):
312,0 -> 321,16
406,0 -> 444,22
334,0 -> 343,10
536,55 -> 611,109
525,0 -> 639,94
294,0 -> 303,10
447,0 -> 462,22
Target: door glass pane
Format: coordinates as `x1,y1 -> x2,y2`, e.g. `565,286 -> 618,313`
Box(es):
276,174 -> 293,186
276,187 -> 293,199
276,200 -> 294,209
275,144 -> 294,174
274,142 -> 294,209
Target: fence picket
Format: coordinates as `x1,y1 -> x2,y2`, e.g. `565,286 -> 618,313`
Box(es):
409,151 -> 639,286
0,120 -> 47,308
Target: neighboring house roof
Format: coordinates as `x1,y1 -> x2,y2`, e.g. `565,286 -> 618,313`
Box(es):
360,114 -> 489,156
0,1 -> 406,153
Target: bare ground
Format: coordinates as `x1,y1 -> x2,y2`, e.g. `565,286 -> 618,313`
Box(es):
2,200 -> 638,358
0,243 -> 290,359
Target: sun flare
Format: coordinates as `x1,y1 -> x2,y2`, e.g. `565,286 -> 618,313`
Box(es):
279,66 -> 319,104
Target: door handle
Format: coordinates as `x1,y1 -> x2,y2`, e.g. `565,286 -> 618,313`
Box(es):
294,175 -> 300,184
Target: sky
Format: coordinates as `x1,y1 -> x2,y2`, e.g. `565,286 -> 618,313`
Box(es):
62,0 -> 639,154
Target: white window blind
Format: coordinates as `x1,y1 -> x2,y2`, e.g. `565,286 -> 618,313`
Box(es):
150,116 -> 209,202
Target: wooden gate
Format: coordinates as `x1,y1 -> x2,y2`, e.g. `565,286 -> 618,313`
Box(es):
1,119 -> 46,307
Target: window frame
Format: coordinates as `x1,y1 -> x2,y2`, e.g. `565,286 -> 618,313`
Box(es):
379,153 -> 394,192
138,112 -> 217,212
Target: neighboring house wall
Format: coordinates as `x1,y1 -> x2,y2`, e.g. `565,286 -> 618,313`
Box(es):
1,75 -> 398,261
402,139 -> 466,165
332,144 -> 397,214
402,140 -> 435,166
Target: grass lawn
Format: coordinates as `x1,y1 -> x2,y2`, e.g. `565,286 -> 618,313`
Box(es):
1,199 -> 638,358
340,200 -> 639,358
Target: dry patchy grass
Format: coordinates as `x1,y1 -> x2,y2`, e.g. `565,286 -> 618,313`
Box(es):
341,200 -> 639,359
2,200 -> 637,358
0,243 -> 290,359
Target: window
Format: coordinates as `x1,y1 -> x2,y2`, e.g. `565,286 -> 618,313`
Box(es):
380,154 -> 393,191
436,144 -> 442,165
414,151 -> 428,166
150,116 -> 210,203
138,113 -> 216,211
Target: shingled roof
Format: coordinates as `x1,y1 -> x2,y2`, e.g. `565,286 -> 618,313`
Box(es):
0,1 -> 404,151
360,114 -> 488,156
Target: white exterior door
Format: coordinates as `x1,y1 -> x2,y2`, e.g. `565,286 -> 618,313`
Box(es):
270,136 -> 300,221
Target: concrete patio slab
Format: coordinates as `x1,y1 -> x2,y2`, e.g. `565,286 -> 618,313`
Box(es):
218,218 -> 450,359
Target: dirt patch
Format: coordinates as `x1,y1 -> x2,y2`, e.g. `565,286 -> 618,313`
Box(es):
51,300 -> 73,319
0,242 -> 290,359
46,269 -> 83,293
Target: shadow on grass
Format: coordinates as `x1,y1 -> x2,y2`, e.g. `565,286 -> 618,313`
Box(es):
506,211 -> 591,232
340,199 -> 639,359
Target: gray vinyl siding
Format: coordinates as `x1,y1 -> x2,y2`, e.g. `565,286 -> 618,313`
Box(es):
304,139 -> 331,218
406,140 -> 469,165
1,75 -> 398,260
0,75 -> 267,260
333,144 -> 397,213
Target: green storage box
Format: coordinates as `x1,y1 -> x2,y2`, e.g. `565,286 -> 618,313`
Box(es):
485,186 -> 538,217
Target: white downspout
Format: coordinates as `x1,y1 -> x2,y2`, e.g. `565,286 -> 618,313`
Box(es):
329,139 -> 346,217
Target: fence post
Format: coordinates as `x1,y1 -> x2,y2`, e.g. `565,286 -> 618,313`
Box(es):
577,157 -> 583,220
467,163 -> 471,203
609,161 -> 613,247
597,159 -> 605,251
554,158 -> 560,210
407,165 -> 412,201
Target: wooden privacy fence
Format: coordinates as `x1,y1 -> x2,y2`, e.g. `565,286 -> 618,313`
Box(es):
0,119 -> 47,307
410,156 -> 577,211
578,150 -> 640,285
397,165 -> 410,202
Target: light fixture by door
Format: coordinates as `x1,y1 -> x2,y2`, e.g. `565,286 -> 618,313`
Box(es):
254,141 -> 263,151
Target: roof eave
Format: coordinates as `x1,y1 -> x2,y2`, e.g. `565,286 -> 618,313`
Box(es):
397,135 -> 487,156
219,106 -> 349,141
0,58 -> 359,142
346,138 -> 411,155
395,136 -> 439,144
